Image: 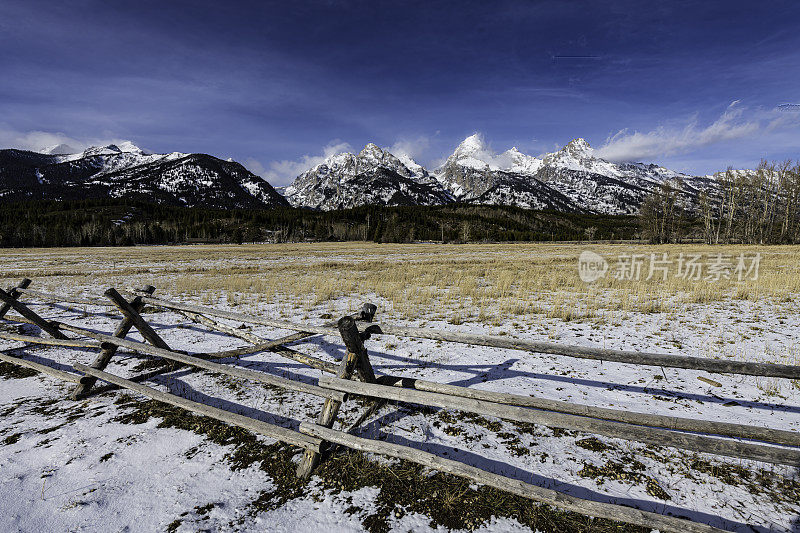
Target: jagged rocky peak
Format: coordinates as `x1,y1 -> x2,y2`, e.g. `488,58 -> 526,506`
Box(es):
546,138 -> 593,162
357,143 -> 412,176
81,144 -> 121,157
439,134 -> 544,175
115,141 -> 149,154
542,137 -> 597,169
358,142 -> 385,159
443,133 -> 492,170
395,152 -> 428,177
454,133 -> 485,154
501,146 -> 543,175
435,135 -> 514,201
563,137 -> 592,157
284,142 -> 449,210
80,142 -> 148,157
296,142 -> 421,180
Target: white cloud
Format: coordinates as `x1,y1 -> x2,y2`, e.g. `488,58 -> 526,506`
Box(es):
243,157 -> 268,177
595,101 -> 799,162
0,125 -> 144,154
259,140 -> 353,186
0,128 -> 84,152
387,136 -> 431,161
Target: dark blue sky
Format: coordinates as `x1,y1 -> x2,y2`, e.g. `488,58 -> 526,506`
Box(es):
2,0 -> 799,184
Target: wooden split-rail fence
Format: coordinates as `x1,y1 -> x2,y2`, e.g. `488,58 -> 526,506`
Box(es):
1,279 -> 799,533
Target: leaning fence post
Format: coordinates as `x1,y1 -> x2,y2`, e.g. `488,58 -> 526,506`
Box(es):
0,285 -> 67,339
0,278 -> 32,320
296,316 -> 365,479
104,287 -> 171,350
70,286 -> 157,400
352,303 -> 378,382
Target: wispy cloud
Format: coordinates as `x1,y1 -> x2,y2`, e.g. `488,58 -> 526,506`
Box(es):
387,136 -> 431,161
0,125 -> 140,153
0,128 -> 82,152
242,157 -> 268,177
595,101 -> 800,162
254,140 -> 352,186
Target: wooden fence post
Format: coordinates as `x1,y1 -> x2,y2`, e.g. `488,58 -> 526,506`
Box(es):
344,321 -> 376,384
296,316 -> 366,479
70,286 -> 156,399
359,303 -> 377,322
0,286 -> 66,339
0,278 -> 31,319
104,287 -> 171,350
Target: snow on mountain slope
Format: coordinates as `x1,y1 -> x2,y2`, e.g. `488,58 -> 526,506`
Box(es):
431,135 -> 713,214
470,171 -> 584,212
0,145 -> 287,209
537,138 -> 718,214
285,143 -> 452,210
93,154 -> 289,209
434,135 -> 545,202
394,152 -> 428,177
2,134 -> 725,214
437,134 -> 544,175
284,134 -> 720,214
503,147 -> 544,175
433,135 -> 576,210
542,138 -> 693,185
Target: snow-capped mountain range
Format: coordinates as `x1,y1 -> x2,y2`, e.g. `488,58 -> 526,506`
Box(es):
284,134 -> 717,214
0,143 -> 288,209
1,135 -> 719,214
284,143 -> 452,210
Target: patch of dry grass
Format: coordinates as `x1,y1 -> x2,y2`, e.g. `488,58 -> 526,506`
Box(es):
2,242 -> 798,322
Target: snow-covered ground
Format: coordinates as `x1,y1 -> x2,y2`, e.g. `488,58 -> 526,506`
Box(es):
1,247 -> 799,532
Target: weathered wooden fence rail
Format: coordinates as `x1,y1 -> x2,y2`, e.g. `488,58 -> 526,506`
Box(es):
376,374 -> 800,447
130,292 -> 800,379
316,376 -> 800,466
1,279 -> 797,533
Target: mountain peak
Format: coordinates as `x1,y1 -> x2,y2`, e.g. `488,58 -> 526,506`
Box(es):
359,142 -> 385,158
441,135 -> 546,175
41,143 -> 79,155
81,145 -> 118,157
80,142 -> 147,157
454,133 -> 486,155
1,142 -> 287,209
562,138 -> 592,157
116,141 -> 148,154
438,133 -> 493,172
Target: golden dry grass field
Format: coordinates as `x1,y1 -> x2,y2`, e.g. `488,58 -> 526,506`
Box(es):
2,241 -> 798,322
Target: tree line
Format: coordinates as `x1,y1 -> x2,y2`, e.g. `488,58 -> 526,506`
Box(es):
639,159 -> 800,244
0,199 -> 638,247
